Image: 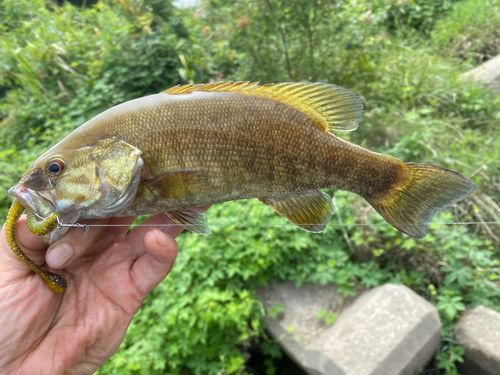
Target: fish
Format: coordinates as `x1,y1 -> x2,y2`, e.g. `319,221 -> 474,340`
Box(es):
9,81 -> 476,243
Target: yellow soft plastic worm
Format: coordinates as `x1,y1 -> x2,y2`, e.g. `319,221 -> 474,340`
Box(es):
26,207 -> 59,236
5,199 -> 67,293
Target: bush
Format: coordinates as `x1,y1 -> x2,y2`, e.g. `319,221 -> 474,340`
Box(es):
432,0 -> 500,63
2,0 -> 500,374
377,0 -> 459,31
98,196 -> 392,374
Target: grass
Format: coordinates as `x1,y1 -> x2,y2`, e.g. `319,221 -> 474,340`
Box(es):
1,0 -> 500,374
431,0 -> 500,63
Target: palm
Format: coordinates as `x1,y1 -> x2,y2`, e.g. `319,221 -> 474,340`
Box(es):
0,213 -> 187,375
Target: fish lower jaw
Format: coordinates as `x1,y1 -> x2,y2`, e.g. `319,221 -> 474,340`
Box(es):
8,184 -> 56,218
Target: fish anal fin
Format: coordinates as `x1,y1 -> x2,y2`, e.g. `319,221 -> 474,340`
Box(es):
260,190 -> 334,233
161,81 -> 363,132
145,170 -> 208,200
165,208 -> 211,235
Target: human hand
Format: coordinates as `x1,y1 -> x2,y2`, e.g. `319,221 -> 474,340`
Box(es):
0,210 -> 204,375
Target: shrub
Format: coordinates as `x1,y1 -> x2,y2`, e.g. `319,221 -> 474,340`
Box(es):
2,1 -> 500,374
432,0 -> 500,63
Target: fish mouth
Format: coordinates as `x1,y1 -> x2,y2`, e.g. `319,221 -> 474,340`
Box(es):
8,184 -> 56,219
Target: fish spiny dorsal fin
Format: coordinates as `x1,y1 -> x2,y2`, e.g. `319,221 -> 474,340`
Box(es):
161,81 -> 364,132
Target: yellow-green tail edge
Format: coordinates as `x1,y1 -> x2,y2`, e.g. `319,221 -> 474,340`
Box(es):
367,163 -> 477,238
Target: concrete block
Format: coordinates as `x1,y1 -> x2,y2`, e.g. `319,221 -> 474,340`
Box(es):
306,284 -> 441,375
455,305 -> 500,375
462,54 -> 500,93
256,280 -> 354,374
257,282 -> 441,375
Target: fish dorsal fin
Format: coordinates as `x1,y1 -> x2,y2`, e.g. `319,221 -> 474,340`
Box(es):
162,81 -> 364,132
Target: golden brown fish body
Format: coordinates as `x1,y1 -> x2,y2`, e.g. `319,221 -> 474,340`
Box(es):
10,82 -> 476,243
95,93 -> 398,210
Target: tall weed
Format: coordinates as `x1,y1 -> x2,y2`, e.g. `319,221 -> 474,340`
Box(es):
432,0 -> 500,63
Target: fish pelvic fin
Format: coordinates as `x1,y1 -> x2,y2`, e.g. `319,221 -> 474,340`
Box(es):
367,163 -> 477,239
162,81 -> 364,132
165,208 -> 211,235
260,189 -> 334,233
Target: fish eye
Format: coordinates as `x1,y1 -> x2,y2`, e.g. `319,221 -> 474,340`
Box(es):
46,159 -> 65,176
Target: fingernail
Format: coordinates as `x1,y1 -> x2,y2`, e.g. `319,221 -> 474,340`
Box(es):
47,243 -> 75,269
154,229 -> 171,247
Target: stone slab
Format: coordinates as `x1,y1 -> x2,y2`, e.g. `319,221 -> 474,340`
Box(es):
306,284 -> 441,375
462,54 -> 500,93
257,282 -> 441,375
256,280 -> 355,373
455,305 -> 500,375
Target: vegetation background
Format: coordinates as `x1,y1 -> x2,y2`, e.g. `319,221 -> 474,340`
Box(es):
1,0 -> 500,373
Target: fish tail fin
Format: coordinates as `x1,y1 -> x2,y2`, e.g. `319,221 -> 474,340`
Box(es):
367,163 -> 476,238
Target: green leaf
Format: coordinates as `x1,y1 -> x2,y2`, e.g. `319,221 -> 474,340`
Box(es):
325,313 -> 337,325
268,302 -> 284,319
316,309 -> 327,319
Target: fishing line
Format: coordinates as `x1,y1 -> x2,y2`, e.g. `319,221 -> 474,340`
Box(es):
56,221 -> 500,228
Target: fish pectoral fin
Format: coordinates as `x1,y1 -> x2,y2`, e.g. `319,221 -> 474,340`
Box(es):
145,170 -> 209,199
260,190 -> 334,233
165,208 -> 211,235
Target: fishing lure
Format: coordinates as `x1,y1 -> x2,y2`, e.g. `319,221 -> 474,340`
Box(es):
5,199 -> 66,293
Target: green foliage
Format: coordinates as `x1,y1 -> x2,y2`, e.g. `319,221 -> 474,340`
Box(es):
195,0 -> 402,83
437,345 -> 464,372
377,0 -> 459,31
1,0 -> 500,374
192,0 -> 463,84
432,0 -> 500,63
97,199 -> 388,374
267,303 -> 284,319
316,309 -> 336,325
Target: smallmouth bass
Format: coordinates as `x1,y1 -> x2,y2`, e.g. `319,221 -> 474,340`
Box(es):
7,82 -> 476,291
